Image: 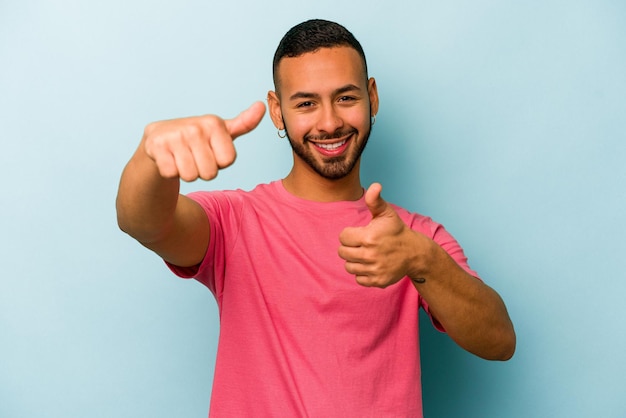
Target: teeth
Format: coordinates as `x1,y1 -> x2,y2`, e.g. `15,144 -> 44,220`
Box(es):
317,140 -> 346,150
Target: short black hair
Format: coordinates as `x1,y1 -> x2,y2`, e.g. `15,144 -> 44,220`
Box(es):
272,19 -> 368,89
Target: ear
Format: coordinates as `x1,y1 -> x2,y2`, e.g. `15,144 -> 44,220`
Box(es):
367,77 -> 379,117
267,90 -> 284,130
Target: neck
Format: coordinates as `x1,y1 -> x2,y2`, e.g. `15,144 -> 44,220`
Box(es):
282,162 -> 363,202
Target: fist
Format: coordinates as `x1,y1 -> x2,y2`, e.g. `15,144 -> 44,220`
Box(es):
142,101 -> 266,182
338,183 -> 419,288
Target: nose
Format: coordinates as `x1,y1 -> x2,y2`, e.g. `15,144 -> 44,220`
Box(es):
315,103 -> 344,135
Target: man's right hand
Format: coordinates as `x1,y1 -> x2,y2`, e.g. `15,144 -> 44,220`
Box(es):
142,101 -> 266,182
116,101 -> 266,267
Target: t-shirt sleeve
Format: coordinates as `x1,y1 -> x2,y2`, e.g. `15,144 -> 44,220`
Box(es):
165,190 -> 241,299
430,223 -> 479,279
407,213 -> 480,333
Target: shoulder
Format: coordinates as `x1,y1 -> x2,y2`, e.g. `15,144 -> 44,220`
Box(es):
185,181 -> 280,212
390,203 -> 442,238
390,203 -> 466,252
391,203 -> 478,277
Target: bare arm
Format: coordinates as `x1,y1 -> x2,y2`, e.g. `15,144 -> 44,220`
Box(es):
408,246 -> 515,360
338,183 -> 516,360
116,102 -> 266,267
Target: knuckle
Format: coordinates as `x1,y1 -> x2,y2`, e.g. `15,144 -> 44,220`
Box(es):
143,121 -> 159,137
179,170 -> 198,182
370,277 -> 388,288
355,276 -> 369,286
199,166 -> 219,181
216,148 -> 236,168
202,115 -> 223,131
156,163 -> 177,179
184,123 -> 202,138
361,232 -> 377,247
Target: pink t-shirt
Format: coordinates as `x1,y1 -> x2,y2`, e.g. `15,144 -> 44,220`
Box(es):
169,181 -> 477,417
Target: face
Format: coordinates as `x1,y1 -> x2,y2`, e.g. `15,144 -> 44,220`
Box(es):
268,47 -> 379,180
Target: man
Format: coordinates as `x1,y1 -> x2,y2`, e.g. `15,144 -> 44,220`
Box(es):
117,19 -> 515,417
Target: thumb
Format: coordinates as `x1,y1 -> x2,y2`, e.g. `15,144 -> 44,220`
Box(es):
365,182 -> 390,218
224,101 -> 266,139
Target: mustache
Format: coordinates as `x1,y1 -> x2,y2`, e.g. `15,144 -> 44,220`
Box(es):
304,128 -> 357,142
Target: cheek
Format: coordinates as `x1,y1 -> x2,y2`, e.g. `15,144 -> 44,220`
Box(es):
341,103 -> 371,123
343,110 -> 370,131
284,115 -> 313,137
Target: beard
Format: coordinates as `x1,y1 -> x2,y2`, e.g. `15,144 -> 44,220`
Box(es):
284,120 -> 372,180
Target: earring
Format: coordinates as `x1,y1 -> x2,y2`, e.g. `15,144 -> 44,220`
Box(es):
371,115 -> 376,126
277,129 -> 287,138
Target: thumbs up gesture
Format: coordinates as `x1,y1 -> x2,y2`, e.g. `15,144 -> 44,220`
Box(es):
339,183 -> 427,288
142,101 -> 266,182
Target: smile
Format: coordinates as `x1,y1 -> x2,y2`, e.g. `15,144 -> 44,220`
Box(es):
315,139 -> 347,150
310,133 -> 353,157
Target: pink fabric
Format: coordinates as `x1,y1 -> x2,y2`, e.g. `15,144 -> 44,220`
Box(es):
169,181 -> 478,417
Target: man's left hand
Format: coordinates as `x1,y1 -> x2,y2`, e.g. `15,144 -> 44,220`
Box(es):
338,183 -> 428,288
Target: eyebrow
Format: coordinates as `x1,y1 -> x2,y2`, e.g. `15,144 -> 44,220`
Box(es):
288,84 -> 362,101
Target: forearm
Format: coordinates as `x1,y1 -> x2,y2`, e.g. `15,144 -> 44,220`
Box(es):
411,242 -> 516,360
116,143 -> 181,244
116,103 -> 264,266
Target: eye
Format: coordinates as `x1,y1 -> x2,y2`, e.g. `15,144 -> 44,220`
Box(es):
338,96 -> 356,103
296,101 -> 314,108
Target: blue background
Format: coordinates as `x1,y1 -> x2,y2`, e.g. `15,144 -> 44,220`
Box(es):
1,1 -> 625,417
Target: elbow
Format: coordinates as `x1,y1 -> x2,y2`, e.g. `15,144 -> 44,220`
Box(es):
495,340 -> 516,361
115,197 -> 149,240
115,205 -> 170,246
487,327 -> 517,361
116,214 -> 154,243
502,329 -> 517,361
115,202 -> 145,240
466,323 -> 516,361
115,202 -> 133,236
499,318 -> 517,360
117,216 -> 132,236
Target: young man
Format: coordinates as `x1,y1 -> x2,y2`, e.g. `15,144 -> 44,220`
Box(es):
117,19 -> 515,417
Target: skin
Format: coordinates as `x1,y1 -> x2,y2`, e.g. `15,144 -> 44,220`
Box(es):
268,47 -> 377,200
116,45 -> 516,361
